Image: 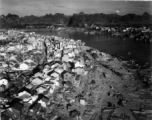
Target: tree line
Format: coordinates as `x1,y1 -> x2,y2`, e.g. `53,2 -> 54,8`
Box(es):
0,12 -> 152,28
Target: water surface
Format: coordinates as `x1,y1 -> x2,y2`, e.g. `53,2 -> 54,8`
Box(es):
35,30 -> 152,66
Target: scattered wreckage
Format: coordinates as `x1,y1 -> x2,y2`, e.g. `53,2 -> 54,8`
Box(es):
0,30 -> 152,120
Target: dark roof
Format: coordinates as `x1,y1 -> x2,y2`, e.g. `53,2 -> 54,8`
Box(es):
31,103 -> 41,111
12,102 -> 24,112
18,86 -> 31,94
47,70 -> 55,76
3,98 -> 23,109
61,70 -> 67,79
38,94 -> 49,101
45,60 -> 62,66
68,61 -> 75,70
40,95 -> 49,103
1,113 -> 12,120
61,70 -> 75,79
29,101 -> 38,110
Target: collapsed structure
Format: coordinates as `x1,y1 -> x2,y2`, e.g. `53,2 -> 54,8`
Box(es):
0,30 -> 152,120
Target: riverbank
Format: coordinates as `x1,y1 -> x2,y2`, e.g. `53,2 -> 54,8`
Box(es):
1,26 -> 152,43
1,29 -> 152,66
0,27 -> 85,33
0,30 -> 152,120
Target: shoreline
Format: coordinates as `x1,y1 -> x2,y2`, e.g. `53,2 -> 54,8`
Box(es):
0,29 -> 151,68
1,26 -> 152,44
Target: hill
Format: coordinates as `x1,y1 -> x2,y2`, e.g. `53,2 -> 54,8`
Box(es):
0,12 -> 152,28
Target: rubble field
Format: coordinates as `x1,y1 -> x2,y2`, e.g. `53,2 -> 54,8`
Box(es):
0,30 -> 152,120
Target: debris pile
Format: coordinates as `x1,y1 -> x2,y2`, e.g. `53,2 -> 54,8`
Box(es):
0,30 -> 152,120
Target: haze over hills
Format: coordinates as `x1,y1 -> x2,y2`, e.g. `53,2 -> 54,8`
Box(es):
0,12 -> 152,28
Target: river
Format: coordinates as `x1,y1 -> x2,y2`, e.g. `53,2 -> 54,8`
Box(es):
35,30 -> 152,66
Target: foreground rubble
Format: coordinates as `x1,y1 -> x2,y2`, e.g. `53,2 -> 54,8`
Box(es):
0,30 -> 152,120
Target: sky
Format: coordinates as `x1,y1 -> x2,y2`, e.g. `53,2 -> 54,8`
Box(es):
0,0 -> 152,16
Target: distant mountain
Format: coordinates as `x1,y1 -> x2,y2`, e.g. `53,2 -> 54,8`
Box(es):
0,12 -> 152,28
0,13 -> 20,28
68,12 -> 152,27
20,13 -> 69,24
0,13 -> 69,28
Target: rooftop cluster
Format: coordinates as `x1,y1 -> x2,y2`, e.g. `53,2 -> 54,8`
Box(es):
0,30 -> 103,120
0,30 -> 152,120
